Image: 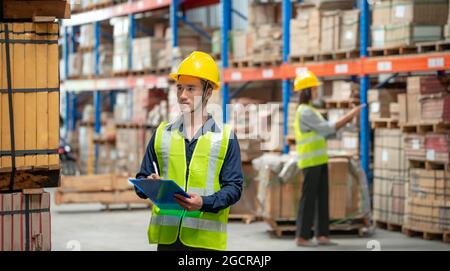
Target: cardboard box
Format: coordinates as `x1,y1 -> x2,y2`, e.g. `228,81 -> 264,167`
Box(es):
372,0 -> 392,26
331,81 -> 359,101
391,0 -> 449,25
386,24 -> 442,47
420,95 -> 450,123
0,191 -> 51,251
398,93 -> 407,125
0,22 -> 60,175
131,37 -> 165,71
320,10 -> 341,53
425,134 -> 450,163
368,89 -> 404,119
408,76 -> 449,95
230,163 -> 259,215
371,25 -> 387,48
374,129 -> 407,171
340,9 -> 360,50
404,134 -> 426,160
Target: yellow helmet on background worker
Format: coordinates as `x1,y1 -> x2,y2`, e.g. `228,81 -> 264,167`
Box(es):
293,71 -> 321,92
169,51 -> 221,90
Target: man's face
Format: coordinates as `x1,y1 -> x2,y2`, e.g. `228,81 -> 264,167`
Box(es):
311,86 -> 319,101
177,75 -> 210,113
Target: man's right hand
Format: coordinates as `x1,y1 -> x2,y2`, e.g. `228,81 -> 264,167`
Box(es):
147,173 -> 161,180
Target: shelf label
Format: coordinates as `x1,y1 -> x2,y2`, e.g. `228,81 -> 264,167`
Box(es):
156,77 -> 168,88
296,67 -> 308,76
116,5 -> 124,14
334,64 -> 348,74
117,80 -> 126,88
231,72 -> 242,81
382,149 -> 389,162
137,1 -> 144,9
428,57 -> 444,68
136,78 -> 145,87
426,149 -> 436,161
377,61 -> 392,72
412,139 -> 420,150
262,69 -> 274,79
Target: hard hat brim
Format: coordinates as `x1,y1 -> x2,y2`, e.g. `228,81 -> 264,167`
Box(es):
169,73 -> 220,90
294,81 -> 322,92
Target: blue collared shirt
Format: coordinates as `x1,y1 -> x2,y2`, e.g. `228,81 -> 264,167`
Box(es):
135,116 -> 243,213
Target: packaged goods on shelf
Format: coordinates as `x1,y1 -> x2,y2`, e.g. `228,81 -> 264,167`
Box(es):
132,37 -> 165,71
368,88 -> 405,120
372,24 -> 443,48
0,23 -> 60,185
340,9 -> 360,50
320,10 -> 341,53
373,128 -> 408,225
391,0 -> 448,25
0,191 -> 51,251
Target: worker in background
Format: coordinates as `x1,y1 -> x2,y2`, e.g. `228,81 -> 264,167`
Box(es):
293,71 -> 364,247
134,51 -> 243,251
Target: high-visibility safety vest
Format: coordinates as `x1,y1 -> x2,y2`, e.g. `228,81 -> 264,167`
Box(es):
294,104 -> 328,169
148,120 -> 232,251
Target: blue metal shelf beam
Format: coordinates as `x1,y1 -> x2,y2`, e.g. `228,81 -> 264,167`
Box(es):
221,0 -> 232,123
282,0 -> 292,154
359,0 -> 370,182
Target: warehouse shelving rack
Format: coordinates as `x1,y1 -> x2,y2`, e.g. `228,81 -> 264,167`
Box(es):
61,0 -> 450,181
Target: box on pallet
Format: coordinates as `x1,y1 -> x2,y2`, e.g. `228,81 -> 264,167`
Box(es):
320,10 -> 341,53
368,88 -> 405,119
391,0 -> 449,25
132,37 -> 165,71
373,128 -> 408,224
372,24 -> 443,48
340,9 -> 360,51
372,0 -> 392,26
230,163 -> 260,216
0,23 -> 60,191
0,191 -> 51,251
404,134 -> 426,160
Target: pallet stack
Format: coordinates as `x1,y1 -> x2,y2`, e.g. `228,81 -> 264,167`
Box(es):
400,75 -> 450,242
0,1 -> 70,251
370,0 -> 448,50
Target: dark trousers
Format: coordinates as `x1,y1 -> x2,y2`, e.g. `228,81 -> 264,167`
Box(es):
296,163 -> 330,240
157,237 -> 213,251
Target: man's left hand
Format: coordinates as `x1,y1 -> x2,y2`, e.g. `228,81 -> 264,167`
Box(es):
174,193 -> 203,211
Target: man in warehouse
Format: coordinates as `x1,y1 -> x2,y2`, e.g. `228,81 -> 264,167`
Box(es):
293,71 -> 364,247
134,51 -> 243,251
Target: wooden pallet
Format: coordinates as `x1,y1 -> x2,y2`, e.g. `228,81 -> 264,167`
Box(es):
403,226 -> 450,244
417,40 -> 450,53
0,168 -> 60,192
375,220 -> 403,232
265,218 -> 370,238
230,58 -> 252,68
55,189 -> 151,206
113,71 -> 131,77
324,99 -> 359,109
289,54 -> 315,63
333,49 -> 360,60
252,58 -> 282,68
368,45 -> 418,57
408,159 -> 448,171
228,214 -> 259,224
371,118 -> 399,129
401,122 -> 450,134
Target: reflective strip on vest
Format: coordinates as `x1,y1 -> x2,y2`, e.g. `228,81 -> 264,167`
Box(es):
205,132 -> 223,196
189,187 -> 207,196
160,128 -> 172,179
182,217 -> 227,233
296,134 -> 324,146
150,215 -> 181,227
297,149 -> 327,160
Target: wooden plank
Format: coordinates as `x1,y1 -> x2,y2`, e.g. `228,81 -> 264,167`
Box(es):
47,23 -> 60,168
59,174 -> 114,192
55,190 -> 150,205
13,23 -> 25,168
25,23 -> 37,168
22,188 -> 45,195
41,192 -> 51,251
0,169 -> 60,191
1,24 -> 12,169
0,23 -> 3,169
12,193 -> 21,251
3,1 -> 71,19
2,194 -> 12,251
30,194 -> 40,251
35,23 -> 48,168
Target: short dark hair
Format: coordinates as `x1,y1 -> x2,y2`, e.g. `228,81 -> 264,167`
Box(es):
299,88 -> 312,104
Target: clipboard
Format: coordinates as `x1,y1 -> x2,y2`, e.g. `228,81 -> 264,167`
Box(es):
129,178 -> 190,210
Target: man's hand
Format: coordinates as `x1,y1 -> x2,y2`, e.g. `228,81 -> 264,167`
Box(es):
147,173 -> 161,181
174,193 -> 203,211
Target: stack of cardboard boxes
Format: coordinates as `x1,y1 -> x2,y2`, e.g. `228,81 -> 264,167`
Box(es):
0,20 -> 63,251
371,0 -> 448,48
290,0 -> 357,56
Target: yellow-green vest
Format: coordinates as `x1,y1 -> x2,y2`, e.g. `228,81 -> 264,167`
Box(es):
294,104 -> 328,169
148,120 -> 232,251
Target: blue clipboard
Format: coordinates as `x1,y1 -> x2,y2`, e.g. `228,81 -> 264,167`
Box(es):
129,178 -> 190,210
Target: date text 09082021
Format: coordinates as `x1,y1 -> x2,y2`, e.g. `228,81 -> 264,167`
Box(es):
178,255 -> 271,269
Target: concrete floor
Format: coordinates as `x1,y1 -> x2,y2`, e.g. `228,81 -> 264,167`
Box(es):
49,191 -> 450,251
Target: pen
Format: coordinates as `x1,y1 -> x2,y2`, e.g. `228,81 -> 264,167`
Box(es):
152,161 -> 159,176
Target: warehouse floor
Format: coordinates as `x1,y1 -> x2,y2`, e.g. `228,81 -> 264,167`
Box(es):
48,190 -> 450,251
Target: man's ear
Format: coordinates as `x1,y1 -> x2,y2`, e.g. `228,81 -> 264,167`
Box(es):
204,88 -> 213,102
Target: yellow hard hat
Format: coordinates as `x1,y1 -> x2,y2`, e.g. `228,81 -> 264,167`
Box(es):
169,51 -> 221,90
293,71 -> 321,92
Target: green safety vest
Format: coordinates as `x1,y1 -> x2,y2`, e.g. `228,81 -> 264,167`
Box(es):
294,104 -> 328,169
148,120 -> 232,251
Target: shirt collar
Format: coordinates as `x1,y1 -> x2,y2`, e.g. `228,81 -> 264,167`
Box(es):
167,114 -> 222,137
